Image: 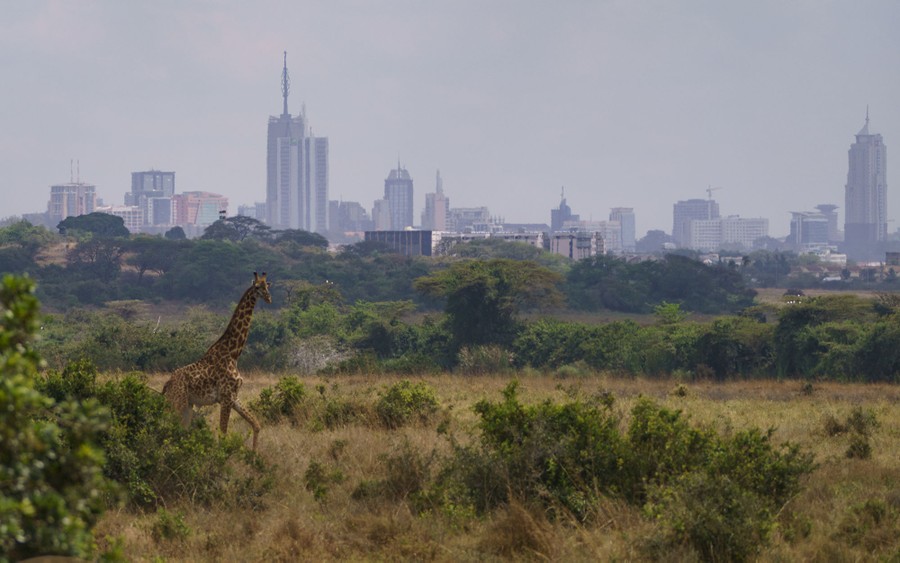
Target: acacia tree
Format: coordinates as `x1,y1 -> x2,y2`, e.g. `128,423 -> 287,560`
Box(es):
414,258 -> 562,349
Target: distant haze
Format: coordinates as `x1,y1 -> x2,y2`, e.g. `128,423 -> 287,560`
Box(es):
2,1 -> 899,238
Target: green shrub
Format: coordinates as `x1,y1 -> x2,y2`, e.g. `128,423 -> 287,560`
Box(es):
249,376 -> 308,423
375,380 -> 439,429
430,381 -> 815,544
846,434 -> 872,459
644,472 -> 771,562
151,509 -> 191,543
38,363 -> 275,509
0,275 -> 115,560
304,459 -> 344,502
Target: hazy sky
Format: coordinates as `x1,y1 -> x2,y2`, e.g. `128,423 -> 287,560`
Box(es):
2,1 -> 899,237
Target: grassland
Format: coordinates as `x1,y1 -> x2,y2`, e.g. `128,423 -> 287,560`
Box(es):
90,372 -> 900,561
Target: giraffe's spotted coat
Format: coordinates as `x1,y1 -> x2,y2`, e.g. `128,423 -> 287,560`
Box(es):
162,272 -> 272,450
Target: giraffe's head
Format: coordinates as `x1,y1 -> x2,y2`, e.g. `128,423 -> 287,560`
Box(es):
253,271 -> 272,304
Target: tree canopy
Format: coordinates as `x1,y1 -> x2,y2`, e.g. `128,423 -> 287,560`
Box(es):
57,212 -> 130,238
414,258 -> 563,348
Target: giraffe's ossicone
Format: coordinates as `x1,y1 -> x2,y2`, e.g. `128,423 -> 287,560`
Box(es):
162,272 -> 272,450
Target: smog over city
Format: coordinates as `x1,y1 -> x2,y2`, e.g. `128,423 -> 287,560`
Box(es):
1,1 -> 899,239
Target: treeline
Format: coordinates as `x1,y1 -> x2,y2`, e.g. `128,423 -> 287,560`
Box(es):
1,215 -> 760,314
36,268 -> 900,382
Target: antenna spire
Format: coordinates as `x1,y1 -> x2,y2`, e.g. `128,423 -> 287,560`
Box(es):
866,104 -> 870,126
281,51 -> 290,116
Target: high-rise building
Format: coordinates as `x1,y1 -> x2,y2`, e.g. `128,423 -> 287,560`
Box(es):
789,211 -> 829,251
266,52 -> 329,234
673,198 -> 719,247
48,181 -> 97,225
685,216 -> 768,251
421,170 -> 450,231
383,162 -> 414,230
609,207 -> 636,252
550,188 -> 579,232
815,204 -> 841,242
844,110 -> 887,258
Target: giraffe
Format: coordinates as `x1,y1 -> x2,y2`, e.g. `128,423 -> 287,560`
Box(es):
162,272 -> 272,450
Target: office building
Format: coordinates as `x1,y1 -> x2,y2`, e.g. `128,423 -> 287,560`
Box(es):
383,162 -> 414,230
789,211 -> 829,252
48,181 -> 97,224
844,111 -> 887,258
449,207 -> 491,233
815,204 -> 841,242
266,52 -> 329,234
609,207 -> 636,252
365,229 -> 432,256
685,216 -> 768,251
421,170 -> 450,231
549,231 -> 604,260
673,198 -> 719,247
550,189 -> 579,232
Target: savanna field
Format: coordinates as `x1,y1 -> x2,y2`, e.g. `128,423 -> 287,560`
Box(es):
4,222 -> 900,561
75,372 -> 897,561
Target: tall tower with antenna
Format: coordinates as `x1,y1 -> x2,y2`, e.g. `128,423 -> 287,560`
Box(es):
844,107 -> 887,260
266,51 -> 330,234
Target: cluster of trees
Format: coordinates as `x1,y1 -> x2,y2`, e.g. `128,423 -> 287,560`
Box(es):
34,256 -> 900,381
2,216 -> 762,314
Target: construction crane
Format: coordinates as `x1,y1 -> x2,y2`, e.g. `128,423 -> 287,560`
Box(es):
706,186 -> 723,200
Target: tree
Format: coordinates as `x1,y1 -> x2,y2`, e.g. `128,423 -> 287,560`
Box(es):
0,275 -> 113,559
67,237 -> 126,282
164,226 -> 186,240
125,236 -> 183,282
57,212 -> 129,238
274,229 -> 329,248
414,259 -> 562,348
201,215 -> 271,242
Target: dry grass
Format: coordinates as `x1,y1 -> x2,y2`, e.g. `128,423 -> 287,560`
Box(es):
92,373 -> 900,561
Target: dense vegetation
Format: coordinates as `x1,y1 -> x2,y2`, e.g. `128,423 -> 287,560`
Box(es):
4,271 -> 900,560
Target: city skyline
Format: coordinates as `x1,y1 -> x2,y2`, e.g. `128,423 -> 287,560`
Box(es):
2,2 -> 899,238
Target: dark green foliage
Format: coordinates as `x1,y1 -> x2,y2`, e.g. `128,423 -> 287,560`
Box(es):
151,509 -> 191,543
57,212 -> 130,238
644,472 -> 771,562
432,383 -> 814,555
0,275 -> 114,560
375,380 -> 439,429
414,258 -> 563,349
566,253 -> 756,314
304,459 -> 344,502
37,359 -> 273,508
249,376 -> 307,423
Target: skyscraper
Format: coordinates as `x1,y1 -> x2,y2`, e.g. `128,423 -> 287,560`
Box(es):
266,52 -> 329,234
421,169 -> 450,231
844,110 -> 887,258
383,162 -> 414,230
609,207 -> 636,252
550,188 -> 579,232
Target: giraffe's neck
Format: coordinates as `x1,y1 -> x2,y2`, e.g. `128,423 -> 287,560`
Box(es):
210,286 -> 258,361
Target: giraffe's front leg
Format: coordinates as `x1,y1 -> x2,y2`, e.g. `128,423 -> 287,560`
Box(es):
232,400 -> 261,451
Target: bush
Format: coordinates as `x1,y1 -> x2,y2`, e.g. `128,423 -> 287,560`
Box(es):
644,472 -> 771,562
250,376 -> 308,423
151,509 -> 191,543
375,380 -> 439,429
37,360 -> 274,508
0,275 -> 115,560
430,382 -> 815,546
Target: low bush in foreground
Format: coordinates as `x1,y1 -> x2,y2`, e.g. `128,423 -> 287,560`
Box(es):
427,382 -> 815,561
